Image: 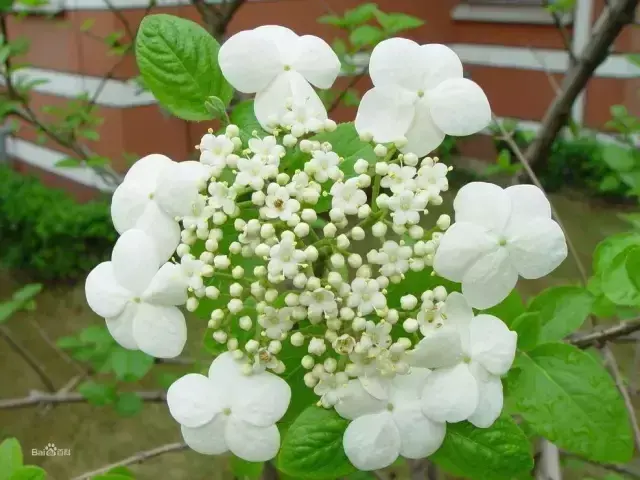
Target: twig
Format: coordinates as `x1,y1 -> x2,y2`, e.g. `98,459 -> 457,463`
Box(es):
0,390 -> 166,409
328,70 -> 367,113
543,0 -> 576,64
603,347 -> 640,452
371,472 -> 386,480
71,442 -> 186,480
29,318 -> 85,374
570,317 -> 640,348
561,450 -> 640,479
0,326 -> 56,392
536,439 -> 562,480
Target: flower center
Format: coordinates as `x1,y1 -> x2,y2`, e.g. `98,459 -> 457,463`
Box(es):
462,355 -> 471,364
498,237 -> 508,247
223,407 -> 232,416
386,402 -> 394,411
274,199 -> 284,209
148,192 -> 154,200
132,297 -> 141,303
284,65 -> 291,71
417,89 -> 425,98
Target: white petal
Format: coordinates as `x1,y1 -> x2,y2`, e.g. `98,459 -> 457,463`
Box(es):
208,352 -> 243,391
359,376 -> 390,401
133,202 -> 181,262
444,292 -> 474,333
225,418 -> 280,462
389,368 -> 432,405
433,222 -> 498,282
232,371 -> 291,426
111,229 -> 161,294
468,363 -> 504,428
419,44 -> 463,90
142,263 -> 188,306
167,373 -> 222,427
421,363 -> 479,423
393,404 -> 446,458
505,184 -> 552,220
124,154 -> 174,188
155,161 -> 209,219
462,247 -> 519,309
105,303 -> 138,350
401,98 -> 445,157
292,35 -> 341,88
254,25 -> 299,63
469,314 -> 517,376
429,78 -> 491,136
453,182 -> 511,233
335,380 -> 387,420
111,181 -> 151,234
505,218 -> 568,279
219,29 -> 282,93
355,86 -> 415,144
410,327 -> 463,369
181,415 -> 228,455
132,303 -> 186,358
369,38 -> 425,90
343,412 -> 401,471
85,262 -> 130,318
255,71 -> 326,131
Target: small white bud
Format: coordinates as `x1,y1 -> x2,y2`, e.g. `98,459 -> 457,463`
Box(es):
205,239 -> 218,252
293,273 -> 307,289
352,317 -> 366,331
265,289 -> 278,303
268,340 -> 282,354
239,316 -> 253,331
227,338 -> 239,350
327,271 -> 342,288
277,172 -> 290,185
409,225 -> 424,239
437,214 -> 451,231
299,139 -> 313,152
329,208 -> 345,223
394,136 -> 408,148
225,124 -> 240,138
375,162 -> 389,176
324,358 -> 338,373
301,209 -> 317,223
386,308 -> 399,324
348,254 -> 362,269
376,194 -> 389,209
304,372 -> 318,388
403,152 -> 419,166
176,243 -> 190,257
377,275 -> 389,289
324,119 -> 337,132
306,276 -> 321,291
294,222 -> 310,238
354,158 -> 369,174
186,297 -> 199,312
229,283 -> 243,297
403,318 -> 419,333
330,253 -> 345,269
358,174 -> 371,188
374,144 -> 388,157
252,190 -> 266,206
308,337 -> 326,356
433,286 -> 448,302
400,294 -> 418,310
214,255 -> 230,269
290,332 -> 305,346
359,131 -> 373,142
323,223 -> 337,238
254,265 -> 267,278
205,286 -> 220,299
340,307 -> 355,321
245,339 -> 260,353
301,355 -> 315,369
226,153 -> 240,168
228,298 -> 243,314
213,330 -> 227,343
312,364 -> 326,377
305,245 -> 319,262
283,134 -> 297,147
337,234 -> 350,250
285,293 -> 299,307
358,204 -> 372,219
372,222 -> 387,237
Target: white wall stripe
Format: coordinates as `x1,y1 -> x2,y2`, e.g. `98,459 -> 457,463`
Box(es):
7,137 -> 114,192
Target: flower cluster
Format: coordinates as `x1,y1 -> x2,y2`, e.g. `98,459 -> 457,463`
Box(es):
85,25 -> 568,471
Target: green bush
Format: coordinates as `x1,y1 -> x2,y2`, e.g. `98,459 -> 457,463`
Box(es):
0,165 -> 116,279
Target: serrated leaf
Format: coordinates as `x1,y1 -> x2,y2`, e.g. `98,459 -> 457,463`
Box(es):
505,343 -> 633,463
136,14 -> 233,121
526,286 -> 593,342
277,406 -> 355,479
602,245 -> 640,306
430,415 -> 533,480
349,25 -> 384,49
343,3 -> 379,25
374,11 -> 424,34
0,438 -> 22,480
114,392 -> 143,417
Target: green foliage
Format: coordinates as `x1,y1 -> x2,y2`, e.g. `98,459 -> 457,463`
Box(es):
0,166 -> 116,279
114,392 -> 143,417
229,100 -> 268,140
0,283 -> 42,324
430,415 -> 533,480
78,381 -> 117,406
136,14 -> 233,121
510,312 -> 541,351
230,456 -> 263,479
0,438 -> 22,480
278,406 -> 355,479
602,245 -> 640,306
505,343 -> 633,463
10,466 -> 46,480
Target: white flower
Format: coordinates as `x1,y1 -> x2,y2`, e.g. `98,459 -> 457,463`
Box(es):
416,160 -> 448,198
167,353 -> 291,461
364,320 -> 392,349
200,133 -> 234,171
85,229 -> 187,358
355,39 -> 491,157
305,150 -> 341,183
314,372 -> 348,407
180,254 -> 206,291
335,369 -> 445,471
282,99 -> 325,134
375,240 -> 412,277
208,182 -> 238,216
433,183 -> 567,309
235,156 -> 277,190
410,293 -> 516,427
219,26 -> 340,130
268,236 -> 306,278
381,165 -> 416,194
387,191 -> 428,226
300,288 -> 338,320
248,136 -> 285,165
348,278 -> 386,315
287,171 -> 321,204
330,178 -> 367,215
182,196 -> 213,232
262,184 -> 301,221
258,307 -> 294,340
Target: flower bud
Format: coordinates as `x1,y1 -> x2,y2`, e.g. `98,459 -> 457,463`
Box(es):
301,355 -> 315,369
337,234 -> 350,249
403,318 -> 419,333
245,339 -> 259,353
291,332 -> 305,346
176,243 -> 190,257
437,214 -> 451,230
213,330 -> 227,343
228,298 -> 243,314
239,316 -> 252,331
205,286 -> 220,299
186,297 -> 199,312
304,372 -> 318,387
374,144 -> 388,157
403,152 -> 418,166
323,223 -> 337,238
434,286 -> 448,302
400,294 -> 418,310
354,158 -> 369,174
375,162 -> 389,176
308,338 -> 326,356
268,340 -> 282,354
372,222 -> 387,237
283,134 -> 297,147
294,222 -> 310,238
324,358 -> 338,373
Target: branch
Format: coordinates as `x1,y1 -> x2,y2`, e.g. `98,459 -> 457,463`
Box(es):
0,326 -> 56,392
543,0 -> 576,64
71,442 -> 186,480
570,317 -> 640,348
328,70 -> 367,114
0,390 -> 166,409
521,0 -> 639,179
216,0 -> 246,40
562,450 -> 640,479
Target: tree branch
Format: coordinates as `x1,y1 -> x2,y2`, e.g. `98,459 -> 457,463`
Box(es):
562,450 -> 640,479
0,326 -> 56,392
0,390 -> 166,409
521,0 -> 639,180
570,317 -> 640,348
71,442 -> 186,480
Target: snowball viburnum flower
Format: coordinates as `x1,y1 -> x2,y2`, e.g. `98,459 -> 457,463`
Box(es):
348,278 -> 386,315
218,25 -> 340,130
387,191 -> 428,226
167,353 -> 291,461
355,38 -> 491,157
85,229 -> 187,358
199,133 -> 234,171
410,293 -> 516,427
330,178 -> 367,215
433,183 -> 568,309
335,369 -> 445,471
262,184 -> 301,221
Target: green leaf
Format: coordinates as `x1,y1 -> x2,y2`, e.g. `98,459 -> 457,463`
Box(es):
229,100 -> 267,139
505,343 -> 633,462
107,349 -> 154,382
79,130 -> 100,141
602,245 -> 640,306
593,232 -> 640,276
204,95 -> 229,124
55,158 -> 82,168
374,11 -> 424,34
278,406 -> 355,479
0,0 -> 13,11
601,144 -> 635,172
526,286 -> 593,342
114,392 -> 143,417
599,174 -> 621,192
78,381 -> 117,406
86,156 -> 109,167
0,438 -> 22,480
343,3 -> 379,26
483,289 -> 524,327
92,475 -> 134,480
9,466 -> 46,480
229,456 -> 263,479
80,18 -> 95,32
105,467 -> 134,477
317,14 -> 347,28
349,25 -> 385,49
496,149 -> 511,168
136,14 -> 233,121
618,212 -> 640,229
430,415 -> 533,480
510,312 -> 541,351
12,284 -> 42,303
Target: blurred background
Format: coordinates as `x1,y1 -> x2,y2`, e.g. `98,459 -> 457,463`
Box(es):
1,0 -> 640,478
